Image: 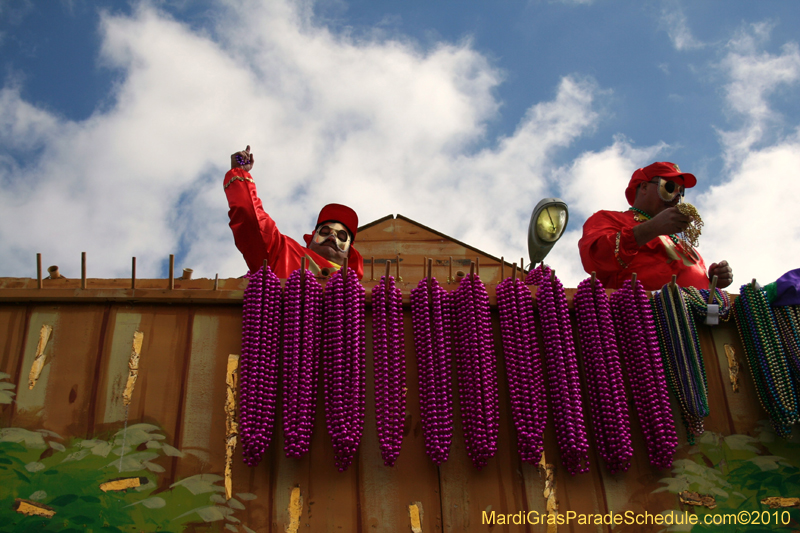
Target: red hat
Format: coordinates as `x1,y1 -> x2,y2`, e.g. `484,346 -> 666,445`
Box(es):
625,162 -> 697,206
316,203 -> 359,240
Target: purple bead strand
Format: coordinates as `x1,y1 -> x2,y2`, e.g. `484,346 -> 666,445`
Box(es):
282,267 -> 322,458
453,273 -> 499,470
372,274 -> 407,466
526,265 -> 590,475
411,277 -> 453,465
496,277 -> 547,464
573,277 -> 633,473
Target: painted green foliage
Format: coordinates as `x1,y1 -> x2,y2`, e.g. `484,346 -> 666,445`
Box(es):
654,423 -> 800,532
0,374 -> 256,533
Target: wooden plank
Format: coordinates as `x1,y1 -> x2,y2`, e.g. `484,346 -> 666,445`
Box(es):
358,312 -> 444,532
37,305 -> 107,438
10,308 -> 59,429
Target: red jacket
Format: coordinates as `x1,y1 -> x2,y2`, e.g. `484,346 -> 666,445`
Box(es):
224,168 -> 364,279
578,210 -> 708,290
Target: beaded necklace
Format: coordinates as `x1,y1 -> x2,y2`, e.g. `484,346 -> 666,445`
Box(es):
371,273 -> 407,467
573,276 -> 633,473
410,276 -> 454,465
239,265 -> 282,466
526,265 -> 590,475
282,266 -> 323,459
609,278 -> 678,469
496,276 -> 547,465
733,284 -> 799,437
628,207 -> 680,245
652,282 -> 709,442
775,305 -> 800,389
682,287 -> 732,322
322,267 -> 366,472
453,273 -> 500,470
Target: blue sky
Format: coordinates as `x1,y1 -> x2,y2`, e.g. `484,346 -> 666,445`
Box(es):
1,0 -> 799,287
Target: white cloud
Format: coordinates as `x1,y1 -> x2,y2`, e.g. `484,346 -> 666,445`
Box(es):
661,2 -> 704,51
717,24 -> 800,164
0,1 -> 604,281
696,23 -> 800,287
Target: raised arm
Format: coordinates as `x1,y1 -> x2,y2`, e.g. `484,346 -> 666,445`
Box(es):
224,146 -> 288,273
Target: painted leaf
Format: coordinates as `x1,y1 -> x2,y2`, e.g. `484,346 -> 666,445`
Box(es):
61,449 -> 91,462
0,428 -> 47,448
236,493 -> 257,501
227,498 -> 245,510
49,441 -> 66,452
160,444 -> 184,457
143,461 -> 165,473
50,493 -> 79,506
25,461 -> 46,472
140,496 -> 166,509
171,474 -> 225,495
29,490 -> 47,501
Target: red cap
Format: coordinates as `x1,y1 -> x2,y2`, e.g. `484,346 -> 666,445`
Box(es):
625,162 -> 697,205
316,203 -> 359,240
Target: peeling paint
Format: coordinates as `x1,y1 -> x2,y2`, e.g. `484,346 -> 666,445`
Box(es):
408,501 -> 423,533
28,324 -> 52,390
13,499 -> 55,518
122,331 -> 143,406
723,344 -> 740,392
539,453 -> 557,533
761,497 -> 800,509
679,490 -> 716,509
286,486 -> 302,533
99,476 -> 147,492
224,354 -> 239,501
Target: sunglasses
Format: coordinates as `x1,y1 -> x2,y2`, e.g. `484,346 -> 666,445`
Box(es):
314,223 -> 352,252
649,178 -> 685,202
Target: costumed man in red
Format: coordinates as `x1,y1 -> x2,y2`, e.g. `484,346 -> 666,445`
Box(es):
224,146 -> 364,279
578,162 -> 733,290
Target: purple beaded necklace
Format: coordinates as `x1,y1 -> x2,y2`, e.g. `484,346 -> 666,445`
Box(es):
322,266 -> 366,472
525,265 -> 590,475
496,275 -> 547,464
452,272 -> 500,469
371,272 -> 407,466
282,265 -> 323,458
609,279 -> 678,469
573,276 -> 633,473
410,276 -> 454,465
238,264 -> 282,466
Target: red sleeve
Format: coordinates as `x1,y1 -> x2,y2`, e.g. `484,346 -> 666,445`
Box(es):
223,168 -> 288,273
578,211 -> 640,278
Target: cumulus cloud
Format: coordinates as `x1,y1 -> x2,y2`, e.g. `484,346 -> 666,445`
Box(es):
717,23 -> 800,164
696,23 -> 800,286
0,0 -> 602,281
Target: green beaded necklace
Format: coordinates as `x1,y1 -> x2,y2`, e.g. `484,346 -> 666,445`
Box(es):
733,284 -> 799,437
652,282 -> 709,443
628,207 -> 680,245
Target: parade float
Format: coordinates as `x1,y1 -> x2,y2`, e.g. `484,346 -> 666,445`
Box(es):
1,212 -> 799,532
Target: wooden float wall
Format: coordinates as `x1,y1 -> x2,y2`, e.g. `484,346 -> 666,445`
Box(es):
1,274 -> 794,533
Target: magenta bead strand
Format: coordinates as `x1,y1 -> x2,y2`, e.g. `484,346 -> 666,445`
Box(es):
282,267 -> 322,458
453,273 -> 500,470
609,280 -> 677,469
372,274 -> 407,466
238,265 -> 282,467
411,276 -> 454,465
526,265 -> 590,475
573,277 -> 633,473
496,277 -> 547,464
323,267 -> 366,472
